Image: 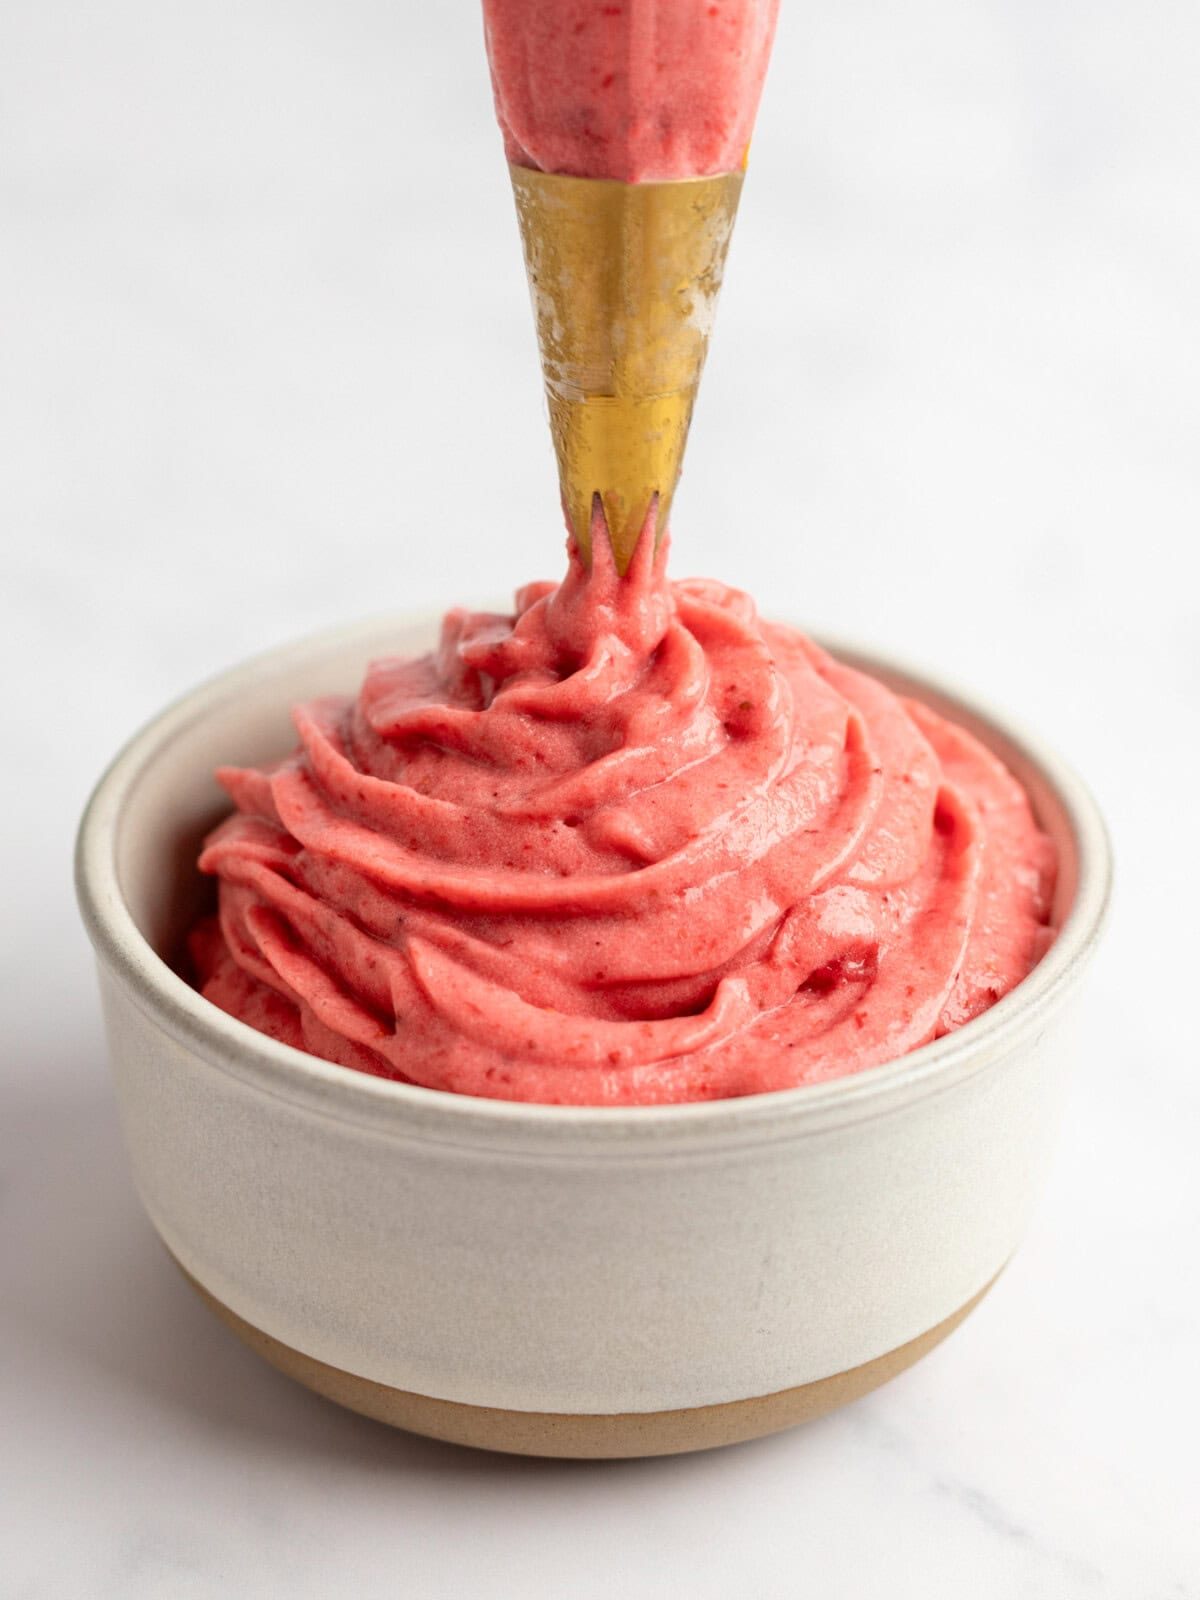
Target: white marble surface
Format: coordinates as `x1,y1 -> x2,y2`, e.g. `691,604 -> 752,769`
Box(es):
2,1 -> 1197,1595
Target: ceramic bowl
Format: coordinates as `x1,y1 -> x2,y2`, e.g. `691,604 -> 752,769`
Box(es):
75,616 -> 1110,1458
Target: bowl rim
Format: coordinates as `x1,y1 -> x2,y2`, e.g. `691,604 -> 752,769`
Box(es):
75,612 -> 1112,1152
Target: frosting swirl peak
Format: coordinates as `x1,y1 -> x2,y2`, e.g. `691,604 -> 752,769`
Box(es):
193,534 -> 1055,1104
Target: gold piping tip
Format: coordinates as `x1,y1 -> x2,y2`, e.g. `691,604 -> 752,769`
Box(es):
509,165 -> 745,574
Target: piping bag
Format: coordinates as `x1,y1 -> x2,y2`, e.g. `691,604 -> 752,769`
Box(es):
482,0 -> 780,571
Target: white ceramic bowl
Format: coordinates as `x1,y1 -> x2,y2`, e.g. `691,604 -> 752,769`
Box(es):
76,616 -> 1110,1457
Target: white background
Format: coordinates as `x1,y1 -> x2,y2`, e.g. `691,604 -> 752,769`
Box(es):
2,1 -> 1197,1595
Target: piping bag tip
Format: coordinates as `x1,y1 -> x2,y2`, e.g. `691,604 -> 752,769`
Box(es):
510,164 -> 745,575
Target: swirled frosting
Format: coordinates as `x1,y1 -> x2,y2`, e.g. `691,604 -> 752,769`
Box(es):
191,534 -> 1056,1104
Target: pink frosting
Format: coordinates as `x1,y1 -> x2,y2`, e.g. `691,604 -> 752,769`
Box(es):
191,533 -> 1056,1105
482,0 -> 780,180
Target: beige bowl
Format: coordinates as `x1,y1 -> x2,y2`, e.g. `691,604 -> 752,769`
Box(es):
75,616 -> 1110,1458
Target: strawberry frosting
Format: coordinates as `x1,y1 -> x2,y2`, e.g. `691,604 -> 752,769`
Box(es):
482,0 -> 780,180
191,532 -> 1056,1104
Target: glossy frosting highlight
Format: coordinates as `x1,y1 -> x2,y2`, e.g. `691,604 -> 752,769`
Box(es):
191,534 -> 1056,1104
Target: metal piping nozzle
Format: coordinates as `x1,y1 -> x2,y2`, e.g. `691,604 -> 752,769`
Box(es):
509,165 -> 744,573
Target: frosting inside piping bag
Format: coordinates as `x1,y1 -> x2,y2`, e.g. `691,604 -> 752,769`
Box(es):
482,0 -> 781,181
191,530 -> 1056,1105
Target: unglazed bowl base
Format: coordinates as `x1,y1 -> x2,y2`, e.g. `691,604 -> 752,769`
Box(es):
175,1255 -> 1000,1459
